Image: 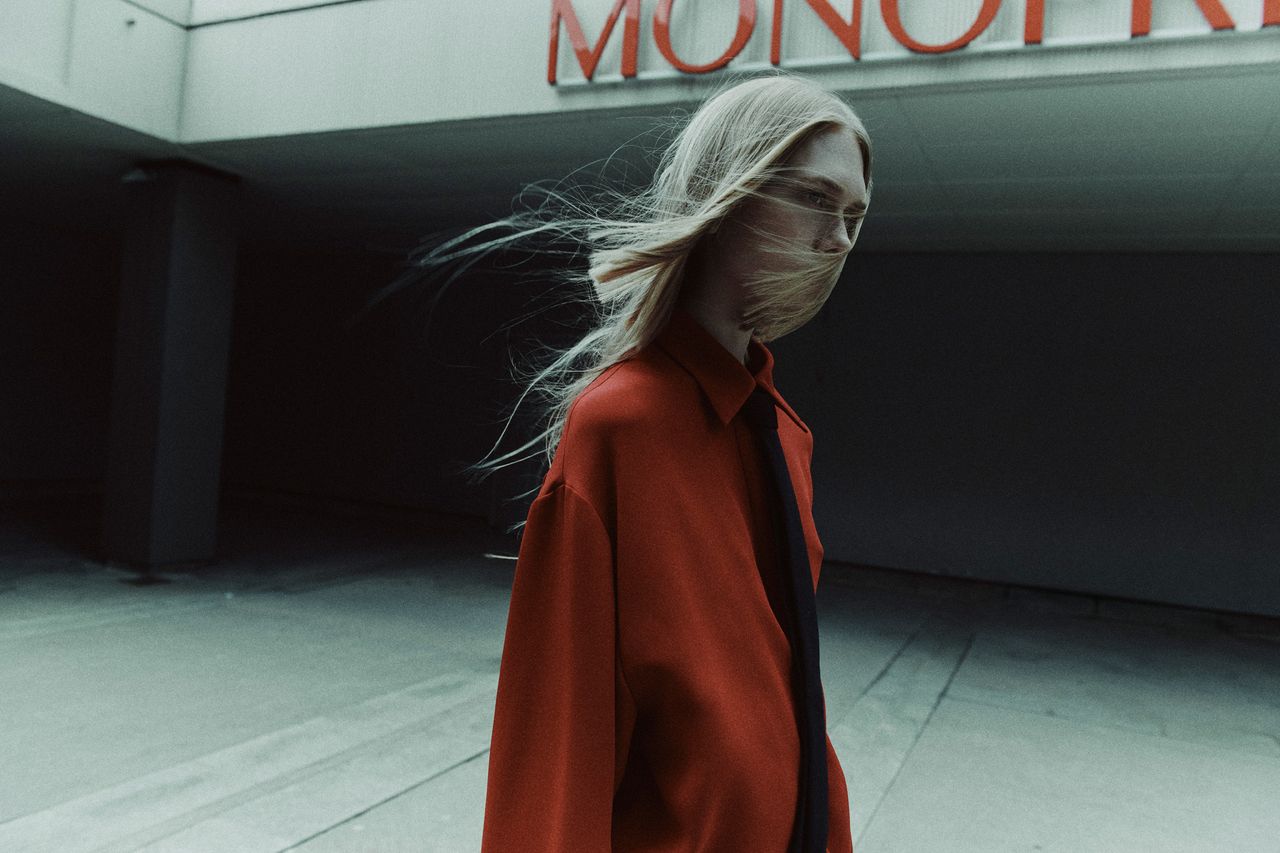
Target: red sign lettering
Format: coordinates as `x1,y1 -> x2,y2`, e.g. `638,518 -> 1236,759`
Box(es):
772,1 -> 863,64
549,0 -> 1279,83
881,0 -> 1001,52
548,0 -> 641,84
653,0 -> 757,74
1130,0 -> 1234,36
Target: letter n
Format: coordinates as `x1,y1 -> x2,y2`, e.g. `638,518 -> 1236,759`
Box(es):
549,0 -> 641,84
1130,0 -> 1234,36
772,1 -> 863,64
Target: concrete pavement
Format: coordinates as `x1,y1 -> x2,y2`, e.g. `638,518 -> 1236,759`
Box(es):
2,494 -> 1278,852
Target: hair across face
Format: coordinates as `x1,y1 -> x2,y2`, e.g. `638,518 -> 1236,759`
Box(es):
720,125 -> 869,341
642,72 -> 874,341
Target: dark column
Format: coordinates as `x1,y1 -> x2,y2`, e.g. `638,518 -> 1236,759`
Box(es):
103,159 -> 241,567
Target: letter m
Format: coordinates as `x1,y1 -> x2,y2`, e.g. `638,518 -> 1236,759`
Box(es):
548,0 -> 640,84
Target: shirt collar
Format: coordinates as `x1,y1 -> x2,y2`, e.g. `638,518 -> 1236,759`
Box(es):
655,305 -> 780,426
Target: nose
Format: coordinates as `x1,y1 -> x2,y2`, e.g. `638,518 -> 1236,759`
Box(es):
818,217 -> 853,254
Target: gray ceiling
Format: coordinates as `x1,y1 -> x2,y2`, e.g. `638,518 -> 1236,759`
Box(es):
2,64 -> 1277,256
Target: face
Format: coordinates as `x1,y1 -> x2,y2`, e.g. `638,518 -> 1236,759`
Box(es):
711,124 -> 869,339
718,125 -> 869,267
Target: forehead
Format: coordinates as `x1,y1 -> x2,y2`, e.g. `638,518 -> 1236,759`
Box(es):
786,126 -> 867,198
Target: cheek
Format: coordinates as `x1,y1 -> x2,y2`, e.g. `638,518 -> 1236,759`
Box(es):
780,206 -> 827,245
721,202 -> 813,260
757,208 -> 812,247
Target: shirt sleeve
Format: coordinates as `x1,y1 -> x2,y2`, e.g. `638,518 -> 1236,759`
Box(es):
481,482 -> 632,852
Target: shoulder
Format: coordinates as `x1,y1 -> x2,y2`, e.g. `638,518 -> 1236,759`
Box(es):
547,349 -> 695,512
567,349 -> 694,441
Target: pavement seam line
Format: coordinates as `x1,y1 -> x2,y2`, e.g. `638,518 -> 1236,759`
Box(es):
853,627 -> 976,847
275,747 -> 492,853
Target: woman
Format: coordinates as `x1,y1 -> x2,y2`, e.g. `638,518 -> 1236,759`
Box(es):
458,71 -> 872,852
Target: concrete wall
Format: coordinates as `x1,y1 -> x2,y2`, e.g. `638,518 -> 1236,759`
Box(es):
0,219 -> 551,524
176,0 -> 1280,142
218,241 -> 558,524
780,251 -> 1280,616
2,0 -> 1274,144
1,223 -> 1275,613
0,0 -> 186,138
0,220 -> 118,490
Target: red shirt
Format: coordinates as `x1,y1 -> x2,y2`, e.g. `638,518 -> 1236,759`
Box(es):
481,305 -> 852,852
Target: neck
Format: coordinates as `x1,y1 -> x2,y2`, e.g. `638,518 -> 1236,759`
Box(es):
677,248 -> 754,366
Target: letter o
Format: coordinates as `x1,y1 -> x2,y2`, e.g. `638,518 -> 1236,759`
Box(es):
654,0 -> 757,74
881,0 -> 1001,53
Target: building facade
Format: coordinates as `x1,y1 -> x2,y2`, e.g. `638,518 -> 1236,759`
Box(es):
2,0 -> 1277,614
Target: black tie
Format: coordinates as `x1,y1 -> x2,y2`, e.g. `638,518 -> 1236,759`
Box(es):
742,387 -> 828,853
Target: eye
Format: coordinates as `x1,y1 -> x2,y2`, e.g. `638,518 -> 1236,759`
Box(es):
806,190 -> 831,208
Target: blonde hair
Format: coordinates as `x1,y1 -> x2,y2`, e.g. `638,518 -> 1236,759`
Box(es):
371,69 -> 872,534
